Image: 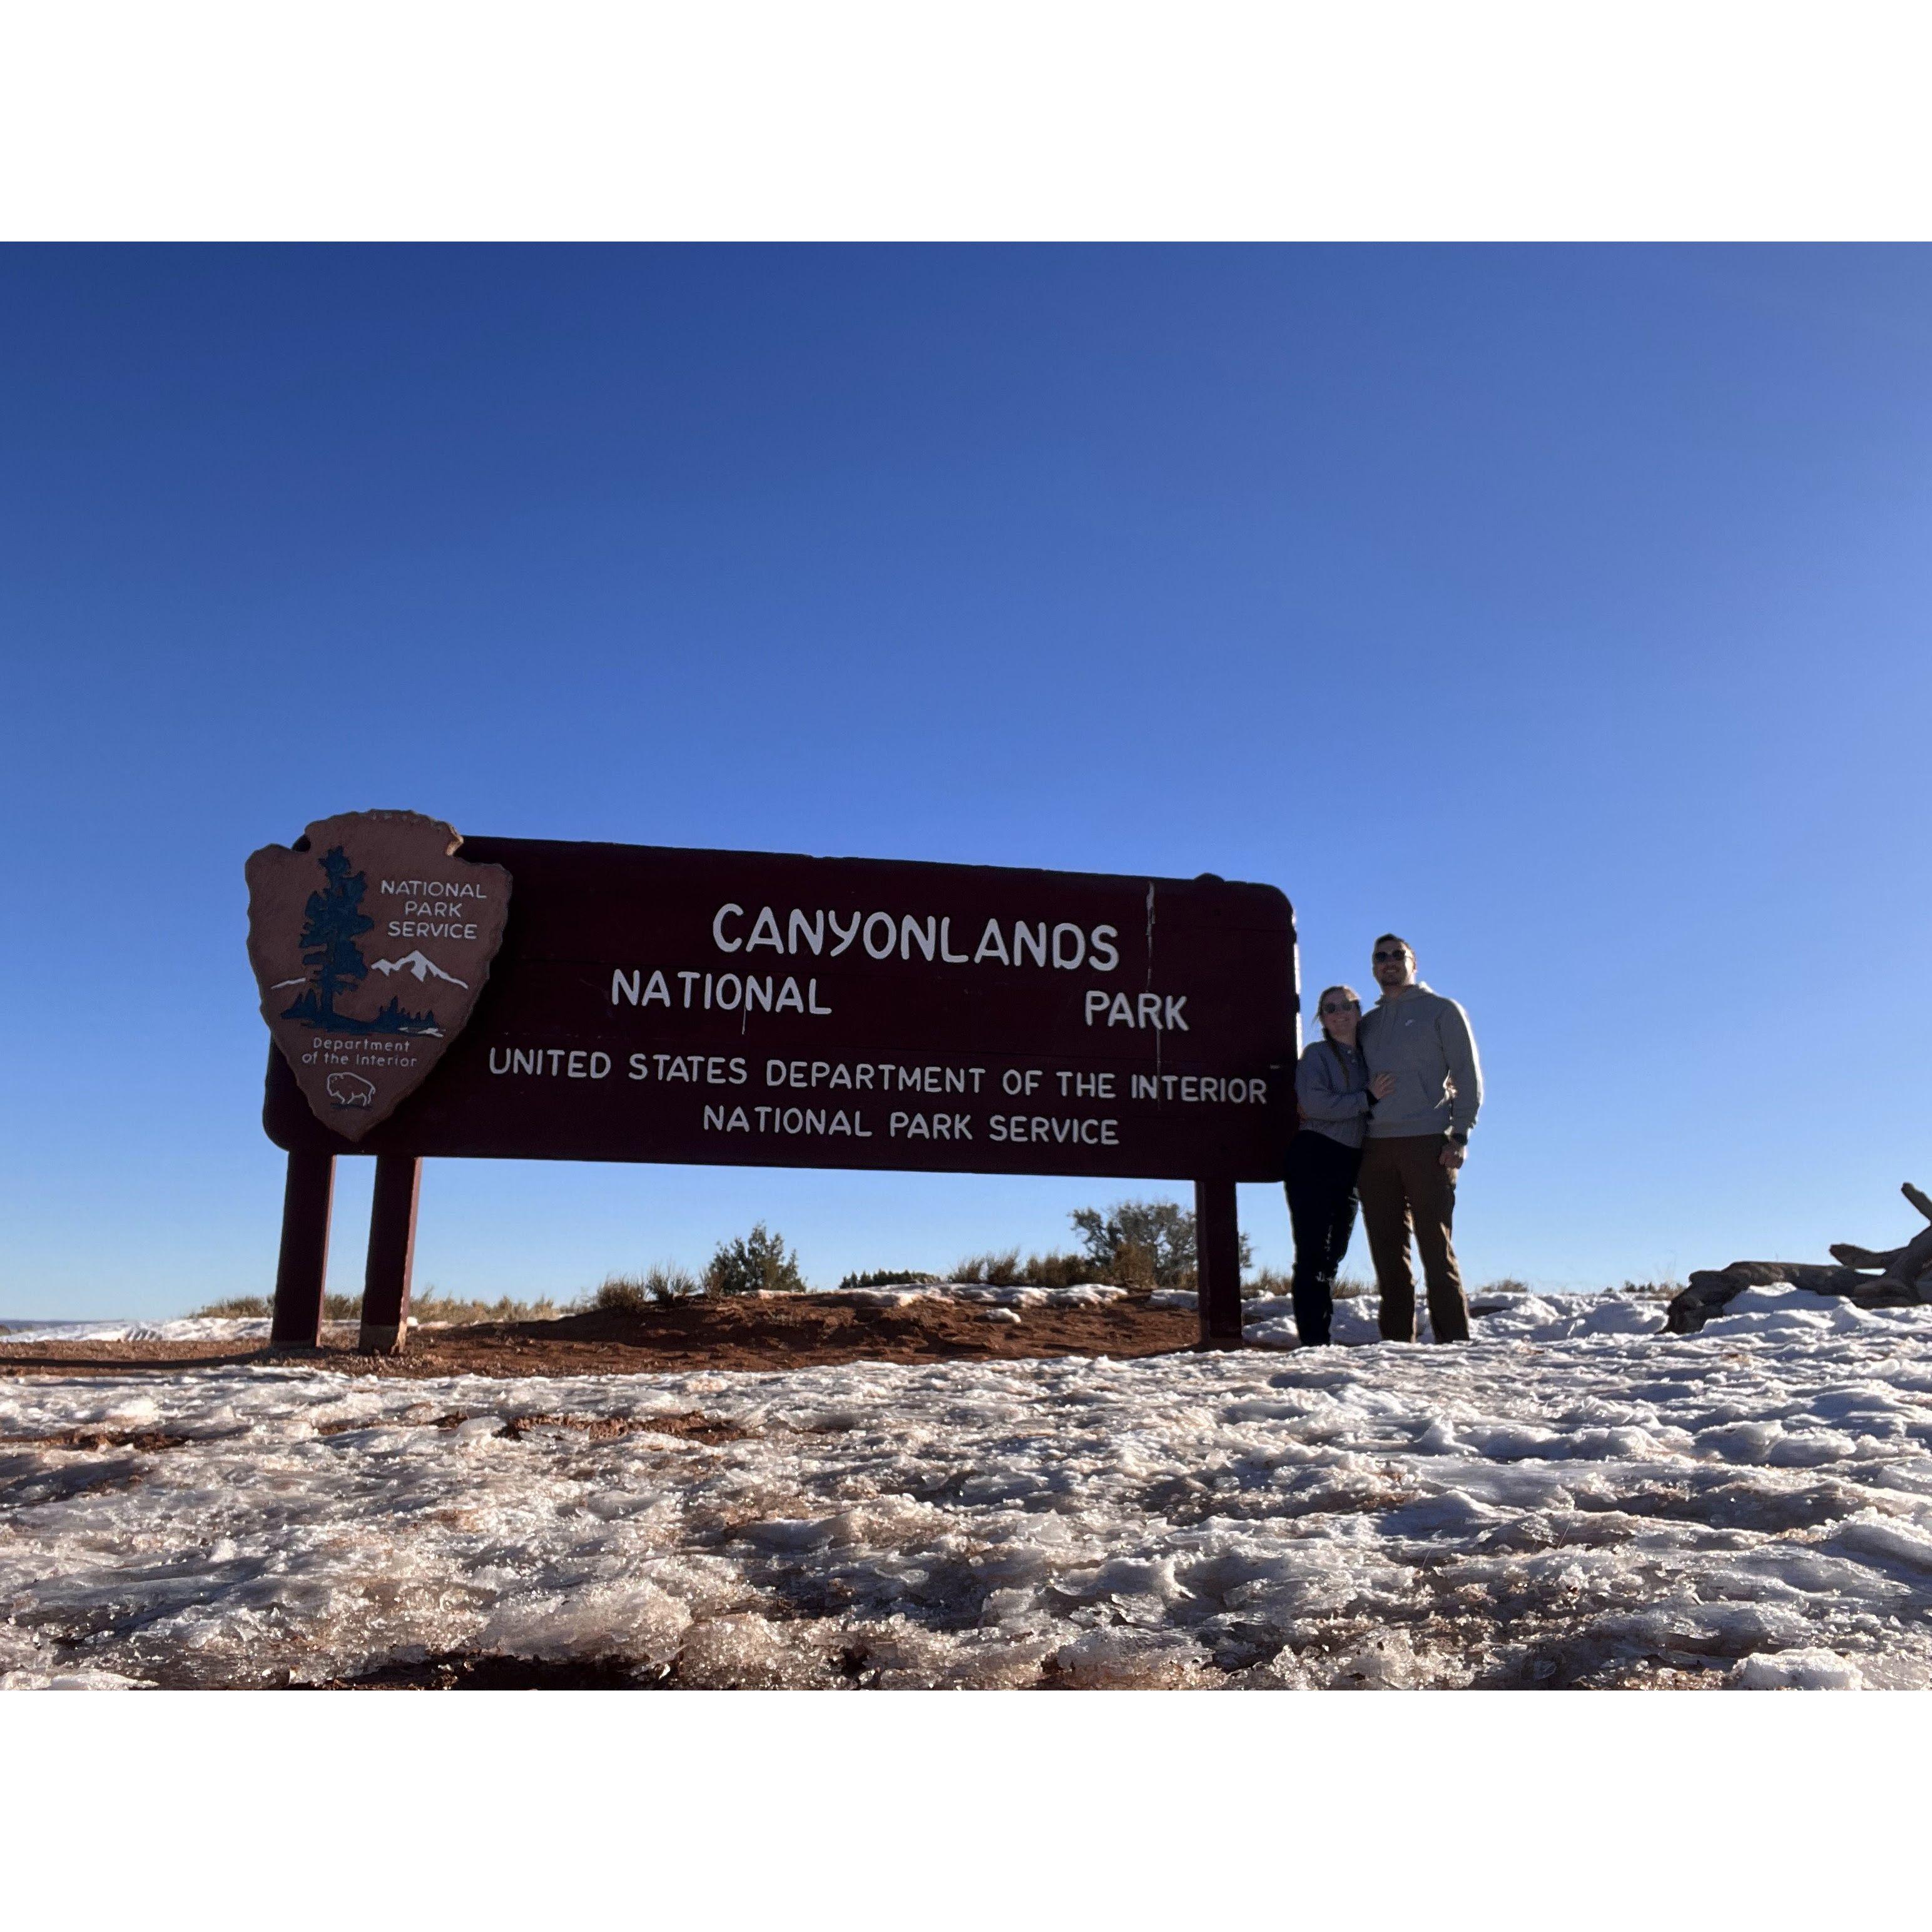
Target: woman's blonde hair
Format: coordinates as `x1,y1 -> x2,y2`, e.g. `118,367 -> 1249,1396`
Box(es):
1316,984 -> 1361,1040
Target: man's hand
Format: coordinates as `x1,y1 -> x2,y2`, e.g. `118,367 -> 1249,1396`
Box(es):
1441,1139 -> 1467,1172
1370,1073 -> 1396,1099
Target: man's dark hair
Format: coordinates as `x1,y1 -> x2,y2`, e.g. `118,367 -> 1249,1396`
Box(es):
1373,932 -> 1412,954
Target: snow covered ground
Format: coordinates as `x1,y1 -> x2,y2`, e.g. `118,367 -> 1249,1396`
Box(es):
0,1316 -> 279,1343
6,1284 -> 1932,1689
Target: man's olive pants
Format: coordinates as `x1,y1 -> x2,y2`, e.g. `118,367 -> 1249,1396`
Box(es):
1358,1133 -> 1470,1343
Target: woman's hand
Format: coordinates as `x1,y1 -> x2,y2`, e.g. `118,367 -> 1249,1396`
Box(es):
1370,1073 -> 1396,1099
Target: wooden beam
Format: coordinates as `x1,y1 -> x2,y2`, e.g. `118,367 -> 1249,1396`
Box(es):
359,1155 -> 422,1354
1195,1177 -> 1244,1350
270,1150 -> 335,1350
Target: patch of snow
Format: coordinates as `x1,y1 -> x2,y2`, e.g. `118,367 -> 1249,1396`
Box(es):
3,1281 -> 1931,1689
843,1282 -> 1125,1308
2,1317 -> 279,1343
1730,1647 -> 1864,1690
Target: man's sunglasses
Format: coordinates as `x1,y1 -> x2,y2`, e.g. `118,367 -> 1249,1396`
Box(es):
1371,950 -> 1409,963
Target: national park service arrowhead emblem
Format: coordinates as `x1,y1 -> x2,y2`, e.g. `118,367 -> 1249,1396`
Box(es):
245,811 -> 512,1141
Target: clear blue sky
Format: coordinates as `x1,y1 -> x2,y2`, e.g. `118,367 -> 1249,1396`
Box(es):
3,244 -> 1927,1318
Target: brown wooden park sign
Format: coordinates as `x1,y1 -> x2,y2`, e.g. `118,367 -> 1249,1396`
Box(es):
247,811 -> 1301,1353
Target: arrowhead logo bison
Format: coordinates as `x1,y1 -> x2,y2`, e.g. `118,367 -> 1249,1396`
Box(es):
246,811 -> 512,1141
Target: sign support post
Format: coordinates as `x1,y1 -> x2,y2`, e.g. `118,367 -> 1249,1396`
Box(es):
358,1155 -> 422,1355
269,1150 -> 335,1350
1195,1177 -> 1244,1349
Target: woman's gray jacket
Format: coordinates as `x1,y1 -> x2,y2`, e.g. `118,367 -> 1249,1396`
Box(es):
1295,1039 -> 1371,1149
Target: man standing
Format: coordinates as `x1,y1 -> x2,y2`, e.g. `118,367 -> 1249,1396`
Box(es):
1357,934 -> 1483,1343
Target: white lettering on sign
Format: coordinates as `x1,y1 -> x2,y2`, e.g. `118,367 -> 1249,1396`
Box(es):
888,1111 -> 974,1140
487,1047 -> 613,1079
626,1054 -> 751,1084
988,1115 -> 1119,1146
706,904 -> 1121,972
1083,990 -> 1188,1030
765,1059 -> 987,1094
1055,1070 -> 1116,1097
1127,1074 -> 1269,1104
703,1104 -> 876,1137
611,970 -> 831,1015
380,878 -> 491,899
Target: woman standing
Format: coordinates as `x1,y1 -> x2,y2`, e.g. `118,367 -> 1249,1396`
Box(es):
1285,985 -> 1395,1345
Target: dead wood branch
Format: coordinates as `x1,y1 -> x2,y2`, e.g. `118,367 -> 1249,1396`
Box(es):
1833,1244 -> 1889,1269
1666,1184 -> 1932,1334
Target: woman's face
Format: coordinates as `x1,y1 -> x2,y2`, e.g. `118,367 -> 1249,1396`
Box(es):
1319,991 -> 1360,1041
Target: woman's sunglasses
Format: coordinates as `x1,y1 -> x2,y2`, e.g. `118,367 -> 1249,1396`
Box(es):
1319,1000 -> 1358,1015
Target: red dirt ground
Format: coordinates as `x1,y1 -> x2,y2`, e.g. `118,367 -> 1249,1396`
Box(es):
0,1291 -> 1247,1380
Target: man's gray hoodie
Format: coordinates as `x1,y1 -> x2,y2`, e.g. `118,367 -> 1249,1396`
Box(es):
1358,982 -> 1482,1142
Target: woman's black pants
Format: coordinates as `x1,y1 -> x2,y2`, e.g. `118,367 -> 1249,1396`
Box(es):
1283,1129 -> 1363,1347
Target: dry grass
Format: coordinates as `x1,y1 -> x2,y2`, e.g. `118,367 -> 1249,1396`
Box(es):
191,1291 -> 562,1324
1618,1279 -> 1686,1302
593,1267 -> 700,1313
1243,1271 -> 1371,1300
951,1248 -> 1117,1289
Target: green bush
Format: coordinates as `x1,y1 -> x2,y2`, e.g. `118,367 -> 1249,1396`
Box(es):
707,1223 -> 806,1296
948,1249 -> 1111,1289
1070,1199 -> 1251,1289
836,1269 -> 938,1291
1017,1250 -> 1109,1289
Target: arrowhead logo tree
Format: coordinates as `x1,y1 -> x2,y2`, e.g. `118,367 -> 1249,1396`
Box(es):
245,811 -> 512,1140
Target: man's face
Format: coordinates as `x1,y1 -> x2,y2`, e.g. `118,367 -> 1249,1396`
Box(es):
1371,940 -> 1414,990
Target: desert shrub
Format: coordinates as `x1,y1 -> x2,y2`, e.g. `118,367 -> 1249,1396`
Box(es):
595,1276 -> 653,1315
947,1249 -> 1124,1289
594,1266 -> 698,1313
193,1292 -> 362,1320
1019,1250 -> 1107,1289
1477,1278 -> 1532,1297
708,1223 -> 806,1296
1237,1272 -> 1371,1300
837,1269 -> 938,1291
415,1292 -> 559,1323
952,1248 -> 1023,1286
1070,1198 -> 1251,1288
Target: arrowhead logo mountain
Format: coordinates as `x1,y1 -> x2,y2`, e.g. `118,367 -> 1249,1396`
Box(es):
245,811 -> 512,1141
